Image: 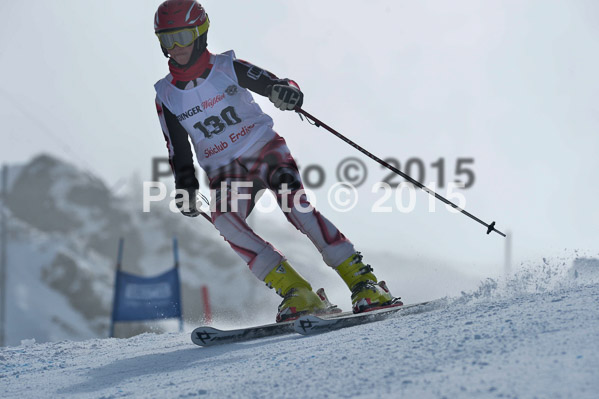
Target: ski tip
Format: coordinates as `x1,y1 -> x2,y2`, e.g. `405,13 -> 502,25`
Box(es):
191,326 -> 224,346
293,315 -> 318,335
192,326 -> 224,333
293,314 -> 336,335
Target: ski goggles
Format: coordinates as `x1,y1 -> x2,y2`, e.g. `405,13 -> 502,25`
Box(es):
156,22 -> 209,50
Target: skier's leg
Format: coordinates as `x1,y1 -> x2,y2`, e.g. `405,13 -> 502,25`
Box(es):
209,161 -> 283,281
207,158 -> 331,318
244,135 -> 355,268
209,165 -> 328,322
212,175 -> 326,322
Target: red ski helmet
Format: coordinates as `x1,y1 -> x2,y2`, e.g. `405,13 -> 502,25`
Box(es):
154,0 -> 210,60
154,0 -> 209,33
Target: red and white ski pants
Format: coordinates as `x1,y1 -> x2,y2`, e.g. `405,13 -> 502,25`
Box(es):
208,133 -> 355,281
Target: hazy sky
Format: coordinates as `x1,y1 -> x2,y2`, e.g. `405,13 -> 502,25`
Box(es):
1,0 -> 598,277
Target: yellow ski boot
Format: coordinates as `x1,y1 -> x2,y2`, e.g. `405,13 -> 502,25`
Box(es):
336,252 -> 401,313
264,261 -> 328,322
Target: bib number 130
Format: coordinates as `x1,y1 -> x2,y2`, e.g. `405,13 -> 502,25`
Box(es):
193,106 -> 242,138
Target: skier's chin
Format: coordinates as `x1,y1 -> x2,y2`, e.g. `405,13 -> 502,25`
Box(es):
173,54 -> 192,65
168,46 -> 194,65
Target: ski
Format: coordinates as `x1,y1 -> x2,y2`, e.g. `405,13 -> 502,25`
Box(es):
191,310 -> 353,346
191,287 -> 347,346
192,319 -> 293,346
293,300 -> 436,335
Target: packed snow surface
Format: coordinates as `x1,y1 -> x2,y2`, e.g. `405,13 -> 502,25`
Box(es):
1,261 -> 598,399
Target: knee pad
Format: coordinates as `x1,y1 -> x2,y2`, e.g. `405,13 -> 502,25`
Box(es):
269,166 -> 302,191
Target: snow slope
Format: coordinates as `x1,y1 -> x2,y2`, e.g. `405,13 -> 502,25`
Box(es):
1,260 -> 598,398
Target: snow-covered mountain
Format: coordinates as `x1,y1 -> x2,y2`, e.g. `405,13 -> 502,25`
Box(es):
2,154 -> 274,345
0,258 -> 597,398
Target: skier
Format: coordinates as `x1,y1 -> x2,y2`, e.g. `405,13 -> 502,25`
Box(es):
153,0 -> 401,322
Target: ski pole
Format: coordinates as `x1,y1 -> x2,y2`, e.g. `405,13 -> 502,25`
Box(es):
199,210 -> 212,224
295,107 -> 505,238
197,192 -> 213,224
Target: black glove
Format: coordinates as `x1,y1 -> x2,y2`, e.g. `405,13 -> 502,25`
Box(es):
175,188 -> 200,217
268,84 -> 303,111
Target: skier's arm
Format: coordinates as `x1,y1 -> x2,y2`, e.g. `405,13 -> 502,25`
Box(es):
233,59 -> 303,110
155,99 -> 200,217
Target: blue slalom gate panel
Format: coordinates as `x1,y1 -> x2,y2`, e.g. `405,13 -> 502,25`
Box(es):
112,267 -> 182,322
